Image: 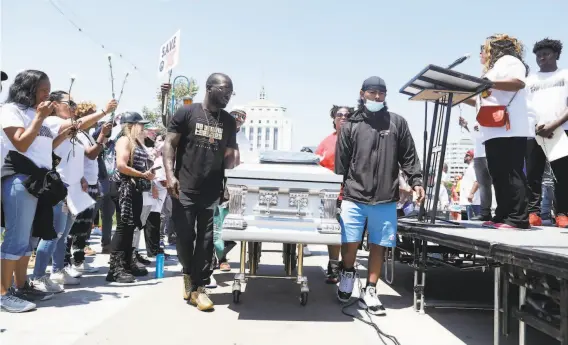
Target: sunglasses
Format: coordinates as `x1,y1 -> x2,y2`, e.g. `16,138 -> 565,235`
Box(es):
334,112 -> 351,118
232,112 -> 246,121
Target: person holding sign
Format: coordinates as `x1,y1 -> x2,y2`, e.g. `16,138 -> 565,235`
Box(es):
525,38 -> 568,228
164,73 -> 237,311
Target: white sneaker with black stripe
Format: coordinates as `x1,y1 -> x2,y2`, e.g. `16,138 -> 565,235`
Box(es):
337,269 -> 356,303
359,286 -> 386,316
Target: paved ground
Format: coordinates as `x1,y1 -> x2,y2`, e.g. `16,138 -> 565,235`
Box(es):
0,235 -> 558,345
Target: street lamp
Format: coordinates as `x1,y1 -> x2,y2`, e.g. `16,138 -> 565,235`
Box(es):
162,75 -> 192,127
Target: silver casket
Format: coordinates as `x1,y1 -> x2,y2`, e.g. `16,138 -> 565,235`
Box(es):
221,151 -> 343,246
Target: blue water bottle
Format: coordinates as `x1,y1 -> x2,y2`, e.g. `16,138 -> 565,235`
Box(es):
155,253 -> 165,279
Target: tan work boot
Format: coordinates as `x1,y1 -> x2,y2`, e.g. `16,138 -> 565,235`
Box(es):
189,286 -> 214,311
182,274 -> 192,301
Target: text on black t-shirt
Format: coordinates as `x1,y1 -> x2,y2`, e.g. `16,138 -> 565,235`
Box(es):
167,103 -> 237,200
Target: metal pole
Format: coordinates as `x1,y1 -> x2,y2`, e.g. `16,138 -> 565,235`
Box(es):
560,279 -> 567,345
518,285 -> 526,345
494,266 -> 501,345
420,100 -> 440,221
419,240 -> 427,314
423,101 -> 428,173
431,93 -> 454,223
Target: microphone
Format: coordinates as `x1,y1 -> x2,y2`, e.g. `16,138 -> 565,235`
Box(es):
447,53 -> 471,69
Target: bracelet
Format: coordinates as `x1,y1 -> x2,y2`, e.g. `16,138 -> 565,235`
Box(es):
101,109 -> 107,116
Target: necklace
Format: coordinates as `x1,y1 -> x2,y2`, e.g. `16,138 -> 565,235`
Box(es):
201,104 -> 220,144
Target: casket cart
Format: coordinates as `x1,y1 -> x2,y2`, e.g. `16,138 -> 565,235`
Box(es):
221,152 -> 342,305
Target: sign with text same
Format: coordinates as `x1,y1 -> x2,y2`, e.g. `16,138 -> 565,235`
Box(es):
158,30 -> 180,78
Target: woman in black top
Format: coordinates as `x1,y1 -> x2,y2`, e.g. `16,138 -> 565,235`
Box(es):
106,112 -> 155,283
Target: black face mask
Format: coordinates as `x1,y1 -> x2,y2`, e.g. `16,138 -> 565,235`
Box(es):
145,137 -> 155,148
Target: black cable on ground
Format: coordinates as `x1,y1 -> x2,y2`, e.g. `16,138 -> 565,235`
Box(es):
341,299 -> 402,345
340,266 -> 402,345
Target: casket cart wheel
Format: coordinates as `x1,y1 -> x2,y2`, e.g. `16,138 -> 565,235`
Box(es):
300,292 -> 308,306
233,290 -> 241,303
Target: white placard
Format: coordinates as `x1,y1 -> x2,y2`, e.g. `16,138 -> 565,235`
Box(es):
158,30 -> 181,78
535,126 -> 568,162
66,183 -> 95,216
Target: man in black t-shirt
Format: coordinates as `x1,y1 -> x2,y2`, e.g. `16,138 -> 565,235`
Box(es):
164,73 -> 237,311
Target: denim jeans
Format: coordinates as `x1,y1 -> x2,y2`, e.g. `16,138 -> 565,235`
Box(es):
93,190 -> 116,246
466,205 -> 481,220
1,174 -> 38,260
473,157 -> 493,218
541,184 -> 555,221
33,202 -> 71,277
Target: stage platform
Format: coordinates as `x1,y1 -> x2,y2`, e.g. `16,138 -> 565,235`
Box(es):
398,220 -> 568,279
396,219 -> 568,345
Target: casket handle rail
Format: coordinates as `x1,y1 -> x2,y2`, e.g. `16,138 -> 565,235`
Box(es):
223,184 -> 248,230
318,190 -> 341,234
258,188 -> 279,216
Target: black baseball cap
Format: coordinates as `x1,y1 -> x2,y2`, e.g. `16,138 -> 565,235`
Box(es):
120,112 -> 149,125
1,71 -> 8,81
361,76 -> 387,92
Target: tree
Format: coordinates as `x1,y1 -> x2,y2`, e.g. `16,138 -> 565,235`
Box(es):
141,78 -> 199,129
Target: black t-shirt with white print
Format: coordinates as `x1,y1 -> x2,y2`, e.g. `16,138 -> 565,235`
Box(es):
168,103 -> 237,203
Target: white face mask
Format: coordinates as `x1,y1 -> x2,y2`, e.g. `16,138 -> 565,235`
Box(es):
365,99 -> 384,112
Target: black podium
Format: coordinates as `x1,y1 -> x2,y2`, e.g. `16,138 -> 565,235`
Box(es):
398,65 -> 492,227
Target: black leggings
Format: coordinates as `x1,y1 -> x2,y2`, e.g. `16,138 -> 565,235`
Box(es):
111,191 -> 142,253
144,212 -> 161,256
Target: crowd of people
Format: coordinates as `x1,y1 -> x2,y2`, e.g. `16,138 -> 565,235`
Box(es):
0,33 -> 566,317
450,36 -> 567,230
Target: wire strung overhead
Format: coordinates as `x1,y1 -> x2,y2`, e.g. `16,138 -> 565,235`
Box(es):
47,0 -> 153,85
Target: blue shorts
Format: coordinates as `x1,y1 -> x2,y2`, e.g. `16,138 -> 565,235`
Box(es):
340,201 -> 397,247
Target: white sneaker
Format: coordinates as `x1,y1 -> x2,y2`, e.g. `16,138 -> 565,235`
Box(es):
337,270 -> 356,303
31,275 -> 64,294
1,293 -> 36,313
51,270 -> 80,286
303,246 -> 311,257
206,275 -> 218,289
358,286 -> 386,316
74,261 -> 98,273
64,265 -> 83,278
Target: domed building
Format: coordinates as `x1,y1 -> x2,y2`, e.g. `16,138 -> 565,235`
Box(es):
235,87 -> 293,152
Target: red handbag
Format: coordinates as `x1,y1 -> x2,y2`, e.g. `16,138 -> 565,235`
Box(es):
476,91 -> 518,130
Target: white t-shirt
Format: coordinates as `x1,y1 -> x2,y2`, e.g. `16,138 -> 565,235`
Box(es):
77,131 -> 99,185
54,138 -> 85,185
0,104 -> 62,173
480,55 -> 534,143
459,162 -> 480,206
438,184 -> 450,210
526,69 -> 568,131
441,171 -> 451,184
471,122 -> 486,158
